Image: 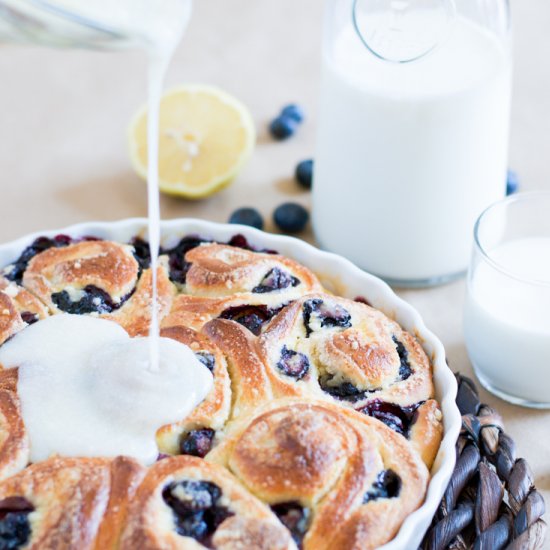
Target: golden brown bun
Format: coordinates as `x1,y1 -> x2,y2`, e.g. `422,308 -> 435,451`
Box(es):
208,399 -> 429,550
203,319 -> 274,419
120,455 -> 296,550
23,240 -> 140,308
156,324 -> 231,456
0,456 -> 144,550
182,243 -> 323,299
21,240 -> 176,335
0,277 -> 48,346
256,293 -> 442,466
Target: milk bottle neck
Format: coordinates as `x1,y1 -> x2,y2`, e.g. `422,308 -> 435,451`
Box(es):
352,0 -> 457,63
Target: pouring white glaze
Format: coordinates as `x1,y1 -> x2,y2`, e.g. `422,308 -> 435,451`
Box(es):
0,314 -> 213,465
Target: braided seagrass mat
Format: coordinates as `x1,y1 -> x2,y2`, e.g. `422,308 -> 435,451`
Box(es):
421,373 -> 547,550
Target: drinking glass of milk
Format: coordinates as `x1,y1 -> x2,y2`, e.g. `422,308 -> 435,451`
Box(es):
313,0 -> 512,286
464,193 -> 550,409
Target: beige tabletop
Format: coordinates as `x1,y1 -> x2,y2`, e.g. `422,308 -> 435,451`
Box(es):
0,0 -> 549,544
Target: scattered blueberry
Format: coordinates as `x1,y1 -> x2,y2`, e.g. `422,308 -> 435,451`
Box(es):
295,159 -> 313,190
281,104 -> 305,124
269,116 -> 297,140
506,170 -> 520,195
363,470 -> 402,503
228,207 -> 264,230
180,429 -> 216,458
252,268 -> 299,293
271,502 -> 310,544
276,346 -> 310,380
273,203 -> 309,234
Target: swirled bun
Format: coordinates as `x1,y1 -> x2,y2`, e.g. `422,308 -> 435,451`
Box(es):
256,294 -> 442,466
120,455 -> 296,550
207,399 -> 428,550
0,456 -> 144,549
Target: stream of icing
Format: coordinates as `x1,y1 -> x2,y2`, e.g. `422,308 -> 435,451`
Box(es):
143,1 -> 192,370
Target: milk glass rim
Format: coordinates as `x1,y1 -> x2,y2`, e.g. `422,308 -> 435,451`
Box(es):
473,191 -> 550,287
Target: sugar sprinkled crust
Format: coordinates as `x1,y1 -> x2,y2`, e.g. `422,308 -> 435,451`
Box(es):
0,233 -> 442,548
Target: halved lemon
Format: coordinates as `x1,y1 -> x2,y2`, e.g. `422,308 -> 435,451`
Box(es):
129,85 -> 256,199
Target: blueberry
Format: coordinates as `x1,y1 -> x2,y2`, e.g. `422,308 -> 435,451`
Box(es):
228,207 -> 264,230
269,116 -> 297,140
164,236 -> 211,285
195,352 -> 216,372
271,502 -> 310,544
295,159 -> 313,190
220,305 -> 281,336
302,298 -> 352,337
359,400 -> 420,436
281,104 -> 305,124
51,285 -> 122,315
0,497 -> 34,550
392,336 -> 412,381
506,169 -> 520,195
180,428 -> 215,458
363,470 -> 402,503
273,203 -> 309,234
319,376 -> 367,402
252,268 -> 299,293
20,312 -> 39,325
162,480 -> 232,542
277,346 -> 310,380
130,237 -> 152,270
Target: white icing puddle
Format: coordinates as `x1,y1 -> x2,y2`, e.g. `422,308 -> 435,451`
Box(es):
0,314 -> 212,464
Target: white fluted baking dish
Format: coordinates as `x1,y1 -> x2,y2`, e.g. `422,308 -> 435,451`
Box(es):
0,218 -> 461,549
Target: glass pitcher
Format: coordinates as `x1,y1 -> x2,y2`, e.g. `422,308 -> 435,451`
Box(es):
313,0 -> 512,287
0,0 -> 191,50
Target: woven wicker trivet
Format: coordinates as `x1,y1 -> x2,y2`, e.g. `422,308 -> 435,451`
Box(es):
422,373 -> 547,550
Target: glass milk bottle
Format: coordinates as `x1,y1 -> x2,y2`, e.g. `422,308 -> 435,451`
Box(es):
313,0 -> 512,286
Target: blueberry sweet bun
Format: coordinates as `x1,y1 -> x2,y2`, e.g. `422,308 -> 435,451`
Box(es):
20,239 -> 175,336
0,456 -> 145,550
120,455 -> 296,550
256,294 -> 443,466
156,325 -> 232,457
161,242 -> 323,338
165,241 -> 322,299
206,399 -> 429,550
0,277 -> 48,346
163,293 -> 295,338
